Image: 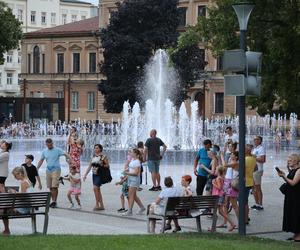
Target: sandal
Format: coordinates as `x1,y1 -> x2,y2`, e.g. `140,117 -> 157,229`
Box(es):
228,225 -> 237,232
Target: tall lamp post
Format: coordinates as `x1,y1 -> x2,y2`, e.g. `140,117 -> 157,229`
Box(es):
232,2 -> 254,236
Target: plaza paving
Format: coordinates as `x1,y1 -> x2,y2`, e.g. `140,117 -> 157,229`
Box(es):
2,142 -> 298,240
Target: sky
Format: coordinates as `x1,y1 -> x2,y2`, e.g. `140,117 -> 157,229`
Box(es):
82,0 -> 98,5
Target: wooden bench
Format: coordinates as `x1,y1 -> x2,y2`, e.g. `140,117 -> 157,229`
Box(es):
147,195 -> 218,233
0,192 -> 51,234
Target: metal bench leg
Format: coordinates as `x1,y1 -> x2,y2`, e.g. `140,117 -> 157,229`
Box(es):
147,218 -> 151,233
160,218 -> 166,234
211,208 -> 218,233
31,215 -> 37,234
196,216 -> 202,232
43,214 -> 49,235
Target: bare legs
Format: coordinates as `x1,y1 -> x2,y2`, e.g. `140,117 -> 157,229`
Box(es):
93,185 -> 104,209
151,172 -> 161,187
50,187 -> 58,202
253,185 -> 263,207
128,187 -> 144,212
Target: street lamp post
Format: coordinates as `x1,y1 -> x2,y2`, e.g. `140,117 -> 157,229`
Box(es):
232,2 -> 254,236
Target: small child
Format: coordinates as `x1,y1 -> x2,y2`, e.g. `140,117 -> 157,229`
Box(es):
115,171 -> 129,213
22,155 -> 42,189
149,177 -> 180,233
62,167 -> 81,209
212,166 -> 236,231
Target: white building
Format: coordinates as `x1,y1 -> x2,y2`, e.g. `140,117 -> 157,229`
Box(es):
0,0 -> 98,97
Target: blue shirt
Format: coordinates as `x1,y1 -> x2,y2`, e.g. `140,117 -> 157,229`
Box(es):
196,148 -> 212,177
41,147 -> 65,172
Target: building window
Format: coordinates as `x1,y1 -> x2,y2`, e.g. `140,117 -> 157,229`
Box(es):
178,7 -> 187,27
28,54 -> 31,73
56,91 -> 64,98
33,46 -> 40,73
71,91 -> 79,110
41,12 -> 47,25
51,13 -> 56,24
62,14 -> 67,24
215,93 -> 224,113
7,73 -> 13,85
6,52 -> 13,63
42,54 -> 45,73
87,92 -> 95,111
71,15 -> 77,22
17,9 -> 23,22
217,55 -> 223,71
199,49 -> 205,70
89,53 -> 96,73
31,11 -> 36,24
57,53 -> 64,73
73,53 -> 80,73
198,5 -> 206,17
18,51 -> 21,64
81,15 -> 86,20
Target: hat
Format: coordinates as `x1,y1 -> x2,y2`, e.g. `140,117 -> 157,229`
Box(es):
25,154 -> 34,161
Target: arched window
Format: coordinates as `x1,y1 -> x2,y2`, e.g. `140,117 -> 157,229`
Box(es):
33,46 -> 40,73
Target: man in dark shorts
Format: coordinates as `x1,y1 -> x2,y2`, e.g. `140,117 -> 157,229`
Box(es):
22,155 -> 42,189
144,129 -> 167,191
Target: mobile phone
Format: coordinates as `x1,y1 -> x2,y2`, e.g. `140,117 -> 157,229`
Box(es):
275,167 -> 281,173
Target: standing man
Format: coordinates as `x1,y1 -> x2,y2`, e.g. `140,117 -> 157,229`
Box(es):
251,136 -> 266,210
37,138 -> 72,208
224,126 -> 239,163
144,129 -> 167,191
193,139 -> 212,196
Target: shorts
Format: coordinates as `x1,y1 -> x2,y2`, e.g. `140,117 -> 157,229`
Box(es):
0,176 -> 7,184
218,195 -> 225,205
92,174 -> 102,187
128,177 -> 140,188
148,160 -> 160,173
69,187 -> 81,195
245,186 -> 252,203
253,171 -> 263,185
46,169 -> 61,188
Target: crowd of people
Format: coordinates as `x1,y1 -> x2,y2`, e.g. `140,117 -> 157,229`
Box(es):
0,126 -> 299,241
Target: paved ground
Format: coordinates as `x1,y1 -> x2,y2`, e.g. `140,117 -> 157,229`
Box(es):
1,140 -> 297,241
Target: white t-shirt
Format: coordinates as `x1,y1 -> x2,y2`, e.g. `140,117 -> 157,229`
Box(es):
70,173 -> 81,189
158,187 -> 180,207
128,159 -> 141,174
252,145 -> 266,172
225,133 -> 239,153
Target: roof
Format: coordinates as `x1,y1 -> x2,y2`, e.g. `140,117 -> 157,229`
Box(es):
24,16 -> 99,38
60,0 -> 92,5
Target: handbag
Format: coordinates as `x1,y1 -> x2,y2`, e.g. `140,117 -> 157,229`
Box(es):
231,176 -> 239,191
279,183 -> 288,195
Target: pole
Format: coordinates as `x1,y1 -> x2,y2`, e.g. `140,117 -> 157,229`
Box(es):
68,78 -> 71,122
238,29 -> 247,235
202,80 -> 206,136
23,79 -> 27,122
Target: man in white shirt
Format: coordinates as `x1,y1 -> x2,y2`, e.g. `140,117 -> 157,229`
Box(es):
251,136 -> 266,210
224,126 -> 239,162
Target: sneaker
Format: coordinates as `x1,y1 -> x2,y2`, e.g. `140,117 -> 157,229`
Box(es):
149,186 -> 156,191
138,187 -> 143,191
164,224 -> 172,231
117,208 -> 126,212
122,211 -> 133,216
50,202 -> 57,208
255,205 -> 264,211
69,203 -> 74,209
136,207 -> 146,215
173,226 -> 181,233
157,186 -> 162,191
251,205 -> 258,210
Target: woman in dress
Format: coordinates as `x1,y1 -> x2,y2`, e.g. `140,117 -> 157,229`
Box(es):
83,144 -> 109,211
69,137 -> 84,173
0,141 -> 12,193
277,154 -> 300,242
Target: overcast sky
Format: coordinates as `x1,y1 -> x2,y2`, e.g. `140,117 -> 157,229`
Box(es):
82,0 -> 98,5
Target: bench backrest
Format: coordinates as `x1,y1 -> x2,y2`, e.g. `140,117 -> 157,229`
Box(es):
0,192 -> 51,210
165,196 -> 218,213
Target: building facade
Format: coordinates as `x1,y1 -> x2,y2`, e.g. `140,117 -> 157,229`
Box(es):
0,0 -> 97,97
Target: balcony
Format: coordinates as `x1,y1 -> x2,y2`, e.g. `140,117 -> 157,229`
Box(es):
0,84 -> 20,93
4,62 -> 20,71
19,73 -> 104,83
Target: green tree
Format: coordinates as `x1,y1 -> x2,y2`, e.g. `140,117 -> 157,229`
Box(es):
0,2 -> 22,64
99,0 -> 180,113
169,31 -> 207,106
192,0 -> 300,115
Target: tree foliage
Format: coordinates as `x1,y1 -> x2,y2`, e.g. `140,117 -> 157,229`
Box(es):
191,0 -> 300,115
99,0 -> 180,113
0,2 -> 22,64
169,31 -> 207,106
